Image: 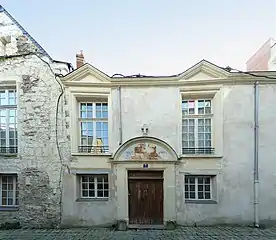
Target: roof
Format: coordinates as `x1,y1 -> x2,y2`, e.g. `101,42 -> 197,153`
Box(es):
62,59 -> 231,83
63,59 -> 230,80
0,5 -> 52,60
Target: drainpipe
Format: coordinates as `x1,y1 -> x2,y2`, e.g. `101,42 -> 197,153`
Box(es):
253,81 -> 259,228
118,86 -> 122,145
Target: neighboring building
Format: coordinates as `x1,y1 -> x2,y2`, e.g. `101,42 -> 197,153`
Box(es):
246,38 -> 276,71
2,4 -> 276,230
0,5 -> 73,228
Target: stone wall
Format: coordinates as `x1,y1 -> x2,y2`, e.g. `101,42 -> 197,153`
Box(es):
0,10 -> 71,228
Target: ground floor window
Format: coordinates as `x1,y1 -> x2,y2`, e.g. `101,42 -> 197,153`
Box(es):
79,174 -> 109,199
185,175 -> 212,200
0,174 -> 18,206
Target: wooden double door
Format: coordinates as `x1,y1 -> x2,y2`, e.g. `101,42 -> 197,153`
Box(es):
128,171 -> 163,225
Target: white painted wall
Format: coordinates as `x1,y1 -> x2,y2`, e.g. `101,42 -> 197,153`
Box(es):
63,78 -> 276,227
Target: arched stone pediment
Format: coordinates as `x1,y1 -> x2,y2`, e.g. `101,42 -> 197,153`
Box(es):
112,137 -> 178,161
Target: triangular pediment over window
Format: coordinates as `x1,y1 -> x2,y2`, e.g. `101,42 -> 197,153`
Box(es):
179,60 -> 230,81
62,63 -> 111,83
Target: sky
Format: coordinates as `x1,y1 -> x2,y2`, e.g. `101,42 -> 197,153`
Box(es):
1,0 -> 275,76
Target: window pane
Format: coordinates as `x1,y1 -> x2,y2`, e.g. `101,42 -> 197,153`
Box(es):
185,192 -> 189,199
198,119 -> 204,126
88,176 -> 94,182
96,103 -> 102,118
7,191 -> 13,198
198,192 -> 204,199
89,190 -> 95,197
104,190 -> 108,197
82,183 -> 88,190
81,103 -> 87,111
189,177 -> 195,184
81,111 -> 87,118
205,192 -> 211,199
198,177 -> 204,184
182,101 -> 188,109
87,111 -> 93,118
82,176 -> 88,182
198,108 -> 204,114
190,192 -> 195,199
82,190 -> 88,197
205,178 -> 210,184
98,191 -> 103,197
205,119 -> 211,125
205,107 -> 211,114
190,185 -> 195,191
87,103 -> 93,112
182,119 -> 188,125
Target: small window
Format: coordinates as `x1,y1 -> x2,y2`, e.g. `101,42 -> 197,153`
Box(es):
79,174 -> 109,199
0,174 -> 18,206
185,175 -> 212,200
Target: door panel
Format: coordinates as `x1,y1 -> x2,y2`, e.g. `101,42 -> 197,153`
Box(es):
128,175 -> 163,225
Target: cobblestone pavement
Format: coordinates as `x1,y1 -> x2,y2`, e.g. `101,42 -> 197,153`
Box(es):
0,227 -> 276,240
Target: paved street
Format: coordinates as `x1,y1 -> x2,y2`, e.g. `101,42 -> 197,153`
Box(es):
0,227 -> 276,240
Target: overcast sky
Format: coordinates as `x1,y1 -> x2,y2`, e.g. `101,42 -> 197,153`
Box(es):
1,0 -> 275,75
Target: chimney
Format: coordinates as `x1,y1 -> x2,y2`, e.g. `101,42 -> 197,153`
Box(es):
76,50 -> 85,68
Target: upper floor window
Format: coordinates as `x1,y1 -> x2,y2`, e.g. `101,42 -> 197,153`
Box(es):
79,102 -> 108,153
182,99 -> 213,154
0,90 -> 17,154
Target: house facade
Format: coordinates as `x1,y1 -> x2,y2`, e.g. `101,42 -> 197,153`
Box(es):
60,60 -> 276,228
1,4 -> 276,229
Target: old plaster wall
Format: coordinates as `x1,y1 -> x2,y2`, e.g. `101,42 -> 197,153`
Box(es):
258,84 -> 276,224
0,10 -> 70,228
111,87 -> 181,153
176,85 -> 256,225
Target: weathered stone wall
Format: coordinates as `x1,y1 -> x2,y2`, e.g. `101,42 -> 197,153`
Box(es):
0,11 -> 71,228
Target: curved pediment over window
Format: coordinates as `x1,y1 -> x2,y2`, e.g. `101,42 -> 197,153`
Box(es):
112,137 -> 178,161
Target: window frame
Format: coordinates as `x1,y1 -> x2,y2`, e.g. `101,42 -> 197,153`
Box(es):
0,174 -> 18,207
0,89 -> 17,154
182,99 -> 213,154
79,174 -> 109,199
184,175 -> 213,201
78,101 -> 108,153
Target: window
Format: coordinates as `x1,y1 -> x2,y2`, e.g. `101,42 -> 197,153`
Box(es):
0,175 -> 18,206
182,99 -> 213,154
0,90 -> 17,154
80,174 -> 109,199
79,102 -> 108,153
185,175 -> 212,200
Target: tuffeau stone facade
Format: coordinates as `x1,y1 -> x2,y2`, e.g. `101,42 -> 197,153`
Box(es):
0,8 -> 71,228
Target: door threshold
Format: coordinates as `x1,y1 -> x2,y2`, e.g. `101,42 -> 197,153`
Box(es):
128,224 -> 164,230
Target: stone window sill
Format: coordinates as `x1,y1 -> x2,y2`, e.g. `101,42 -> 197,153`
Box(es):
0,154 -> 18,158
76,197 -> 109,202
72,152 -> 112,157
181,154 -> 222,159
0,206 -> 19,211
185,200 -> 217,204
